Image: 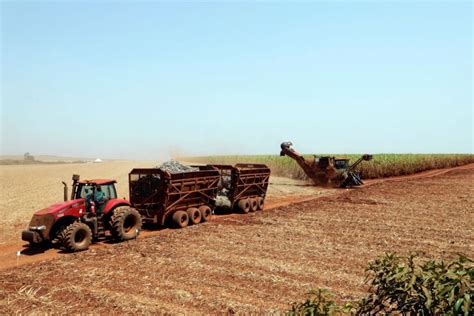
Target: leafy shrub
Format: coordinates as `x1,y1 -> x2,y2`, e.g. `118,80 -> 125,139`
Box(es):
288,254 -> 473,315
287,289 -> 346,316
357,253 -> 473,315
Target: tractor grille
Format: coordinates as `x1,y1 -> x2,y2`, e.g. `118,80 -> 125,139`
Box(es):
28,214 -> 55,238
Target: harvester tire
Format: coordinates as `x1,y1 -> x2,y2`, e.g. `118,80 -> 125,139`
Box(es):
238,199 -> 250,214
199,206 -> 212,222
257,197 -> 265,210
110,207 -> 142,241
172,211 -> 189,228
187,208 -> 202,225
249,198 -> 258,212
62,222 -> 92,252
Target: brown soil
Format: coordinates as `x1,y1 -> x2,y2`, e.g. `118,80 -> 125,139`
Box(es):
0,165 -> 472,313
0,193 -> 333,272
0,173 -> 329,271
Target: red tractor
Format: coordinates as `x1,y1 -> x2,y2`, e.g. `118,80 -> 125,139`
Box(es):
22,174 -> 142,252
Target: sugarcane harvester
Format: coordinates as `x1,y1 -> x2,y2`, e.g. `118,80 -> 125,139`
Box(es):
280,142 -> 373,188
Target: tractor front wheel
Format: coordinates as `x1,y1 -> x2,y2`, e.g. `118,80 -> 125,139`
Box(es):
62,222 -> 92,252
110,207 -> 142,241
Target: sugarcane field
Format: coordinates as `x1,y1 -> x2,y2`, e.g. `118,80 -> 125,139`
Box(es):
1,2 -> 472,315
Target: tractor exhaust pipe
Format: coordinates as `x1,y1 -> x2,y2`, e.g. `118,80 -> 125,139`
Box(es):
71,174 -> 80,200
62,182 -> 68,201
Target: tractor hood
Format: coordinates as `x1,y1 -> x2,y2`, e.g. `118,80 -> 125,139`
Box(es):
35,199 -> 85,217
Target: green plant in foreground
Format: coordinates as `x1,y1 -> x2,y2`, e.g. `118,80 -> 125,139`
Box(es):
288,288 -> 349,316
288,254 -> 473,315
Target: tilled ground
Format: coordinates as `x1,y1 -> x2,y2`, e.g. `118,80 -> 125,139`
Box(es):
0,169 -> 472,313
0,159 -> 320,244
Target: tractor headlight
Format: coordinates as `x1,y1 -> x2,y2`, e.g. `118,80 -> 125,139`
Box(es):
29,225 -> 46,231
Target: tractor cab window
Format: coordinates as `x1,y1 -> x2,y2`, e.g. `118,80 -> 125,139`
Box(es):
100,184 -> 117,199
335,160 -> 349,169
77,184 -> 94,199
76,184 -> 117,200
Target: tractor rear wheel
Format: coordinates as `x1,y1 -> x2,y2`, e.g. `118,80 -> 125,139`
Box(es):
62,222 -> 92,252
187,208 -> 201,225
257,197 -> 265,210
199,206 -> 212,222
249,198 -> 258,212
110,207 -> 142,241
237,199 -> 250,214
172,211 -> 189,228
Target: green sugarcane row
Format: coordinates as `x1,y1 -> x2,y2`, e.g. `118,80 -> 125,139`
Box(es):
184,154 -> 474,180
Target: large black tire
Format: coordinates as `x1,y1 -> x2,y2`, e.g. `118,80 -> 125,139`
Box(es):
199,206 -> 212,222
62,222 -> 92,252
172,211 -> 189,228
52,221 -> 72,246
53,229 -> 67,247
186,208 -> 201,225
249,198 -> 258,212
110,207 -> 142,241
237,199 -> 250,214
257,197 -> 265,210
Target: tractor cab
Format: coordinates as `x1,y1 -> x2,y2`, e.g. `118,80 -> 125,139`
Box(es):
74,180 -> 118,200
74,179 -> 117,214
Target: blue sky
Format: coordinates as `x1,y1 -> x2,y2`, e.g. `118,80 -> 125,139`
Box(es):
1,1 -> 472,159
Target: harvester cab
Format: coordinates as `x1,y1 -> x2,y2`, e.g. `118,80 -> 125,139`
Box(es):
334,158 -> 350,170
280,142 -> 373,188
22,174 -> 142,252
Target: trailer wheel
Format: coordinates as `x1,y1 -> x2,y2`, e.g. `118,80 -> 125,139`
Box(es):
62,222 -> 92,252
249,198 -> 258,212
257,197 -> 265,210
110,207 -> 142,241
237,199 -> 250,214
172,211 -> 189,228
187,208 -> 201,225
199,206 -> 212,222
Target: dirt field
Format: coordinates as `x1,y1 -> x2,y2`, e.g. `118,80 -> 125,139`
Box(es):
0,166 -> 472,313
0,161 -> 157,243
0,160 -> 324,244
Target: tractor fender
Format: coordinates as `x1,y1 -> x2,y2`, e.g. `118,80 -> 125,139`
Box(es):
102,199 -> 131,216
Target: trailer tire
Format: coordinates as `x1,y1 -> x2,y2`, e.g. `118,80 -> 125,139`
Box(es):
249,198 -> 258,212
238,199 -> 250,214
110,207 -> 142,241
257,197 -> 265,210
172,211 -> 189,228
199,206 -> 212,222
187,208 -> 201,225
62,222 -> 92,252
